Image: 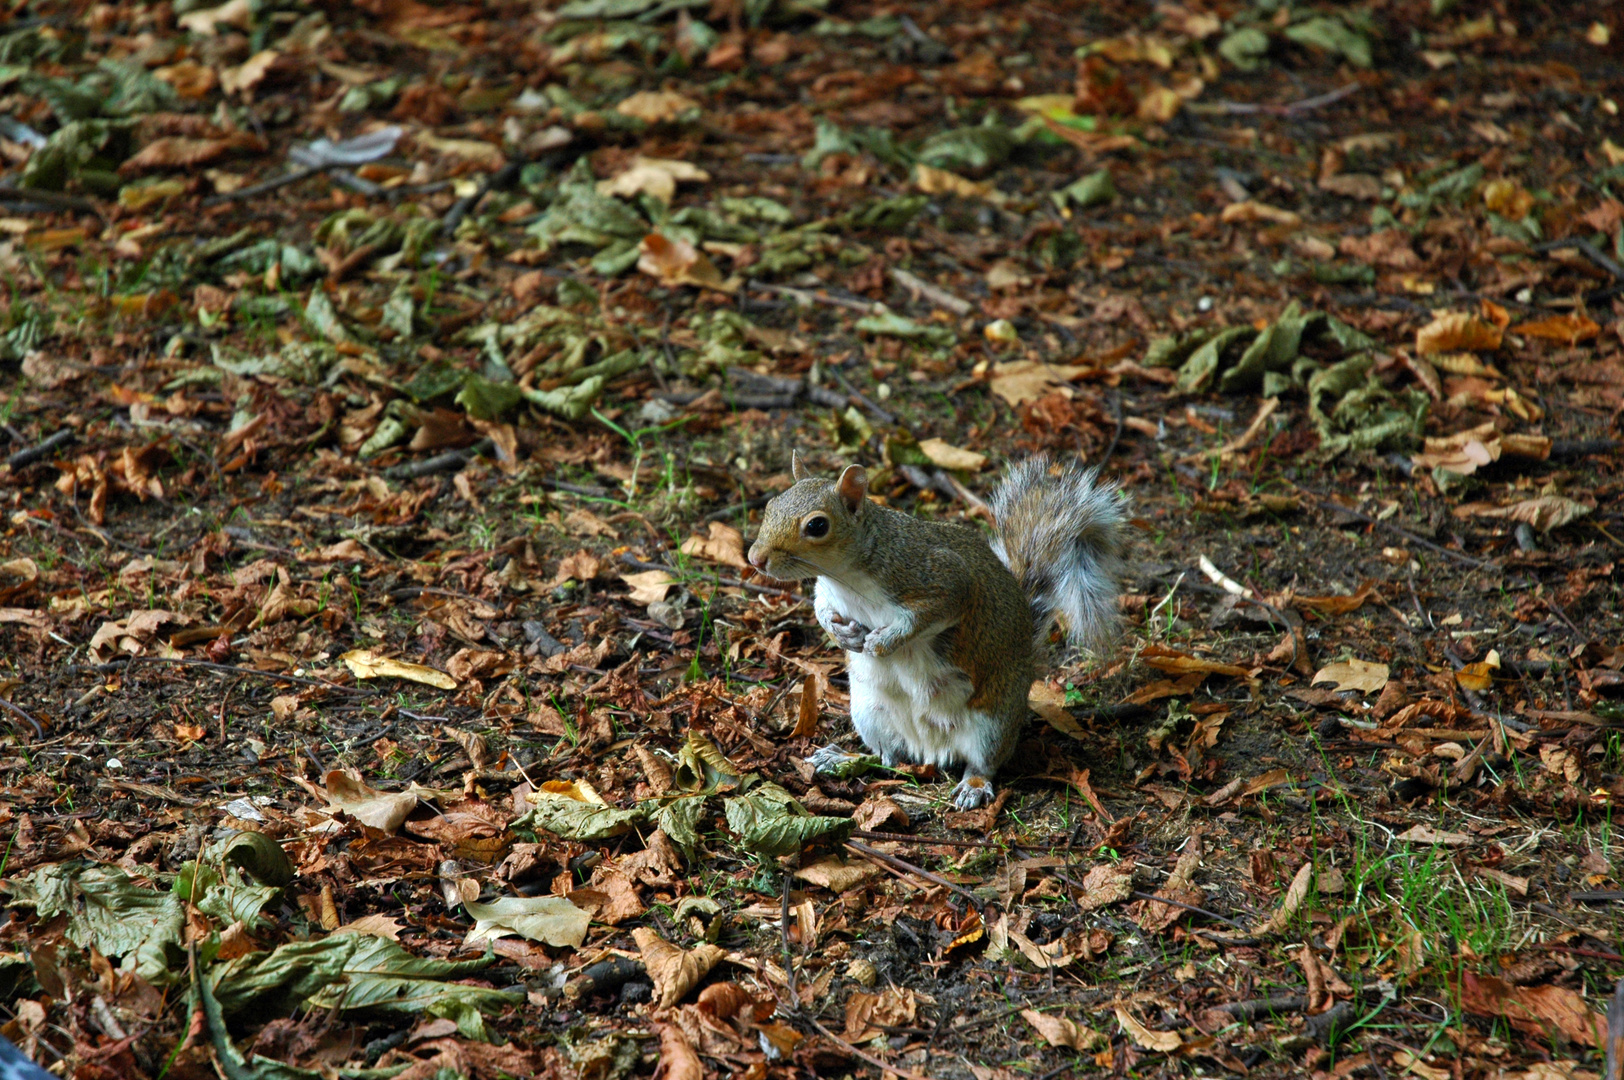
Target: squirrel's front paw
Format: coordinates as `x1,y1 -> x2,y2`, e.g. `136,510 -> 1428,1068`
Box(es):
950,774 -> 996,810
808,744 -> 878,779
824,614 -> 871,652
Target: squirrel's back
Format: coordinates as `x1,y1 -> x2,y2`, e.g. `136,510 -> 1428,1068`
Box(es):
990,456 -> 1127,652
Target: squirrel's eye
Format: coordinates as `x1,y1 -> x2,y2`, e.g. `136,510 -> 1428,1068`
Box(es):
803,515 -> 830,539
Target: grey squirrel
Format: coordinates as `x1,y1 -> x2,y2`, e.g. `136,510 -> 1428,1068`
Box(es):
746,453 -> 1127,809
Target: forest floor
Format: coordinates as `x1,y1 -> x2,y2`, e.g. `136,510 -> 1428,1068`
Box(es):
0,0 -> 1622,1077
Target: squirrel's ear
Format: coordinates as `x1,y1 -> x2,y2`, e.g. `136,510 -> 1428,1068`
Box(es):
790,450 -> 810,482
836,465 -> 868,513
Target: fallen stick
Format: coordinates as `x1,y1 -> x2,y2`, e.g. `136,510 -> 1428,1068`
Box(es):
6,428 -> 76,470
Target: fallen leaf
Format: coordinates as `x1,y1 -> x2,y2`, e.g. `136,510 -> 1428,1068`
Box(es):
1219,200 -> 1301,227
616,90 -> 700,124
622,569 -> 675,605
633,927 -> 726,1009
597,156 -> 709,205
1311,659 -> 1389,694
1395,824 -> 1473,846
1251,860 -> 1313,937
917,438 -> 987,472
465,896 -> 591,949
340,649 -> 458,689
1416,311 -> 1502,354
318,769 -> 418,832
1114,1007 -> 1181,1052
1510,314 -> 1601,345
638,232 -> 730,292
1455,972 -> 1605,1047
220,50 -> 279,96
915,163 -> 997,200
1075,863 -> 1134,911
653,1022 -> 703,1080
1455,496 -> 1592,533
177,0 -> 253,35
794,856 -> 881,893
986,360 -> 1091,407
1023,1009 -> 1104,1051
679,521 -> 748,568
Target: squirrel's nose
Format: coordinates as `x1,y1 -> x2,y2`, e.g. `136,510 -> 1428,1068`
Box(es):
747,547 -> 766,570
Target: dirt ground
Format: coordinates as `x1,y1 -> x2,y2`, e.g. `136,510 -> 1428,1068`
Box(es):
1,0 -> 1623,1077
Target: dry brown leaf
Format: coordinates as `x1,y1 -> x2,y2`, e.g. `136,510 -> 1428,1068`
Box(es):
120,134 -> 257,174
679,521 -> 748,568
220,50 -> 279,96
319,768 -> 418,832
1114,1007 -> 1182,1052
844,986 -> 917,1041
1512,313 -> 1602,344
633,927 -> 726,1009
616,90 -> 700,124
178,0 -> 252,35
1455,973 -> 1606,1047
1251,860 -> 1313,937
1455,496 -> 1592,533
1395,824 -> 1473,845
792,677 -> 821,738
638,232 -> 731,292
1219,200 -> 1301,227
653,1022 -> 703,1080
1134,830 -> 1204,933
1028,681 -> 1086,738
794,856 -> 881,893
1022,1009 -> 1104,1051
1311,659 -> 1389,694
598,156 -> 709,204
1075,862 -> 1134,912
622,569 -> 675,605
915,163 -> 998,201
1140,645 -> 1257,681
415,133 -> 505,168
1416,311 -> 1502,354
333,914 -> 406,939
986,360 -> 1091,407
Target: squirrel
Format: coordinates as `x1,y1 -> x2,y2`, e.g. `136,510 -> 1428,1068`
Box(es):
746,452 -> 1127,810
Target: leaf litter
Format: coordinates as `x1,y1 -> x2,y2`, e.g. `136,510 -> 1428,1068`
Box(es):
0,0 -> 1621,1078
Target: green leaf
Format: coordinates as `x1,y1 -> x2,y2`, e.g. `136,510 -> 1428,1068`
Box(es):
854,311 -> 956,348
723,782 -> 853,858
12,863 -> 185,984
516,792 -> 645,840
916,125 -> 1014,175
456,373 -> 525,421
1174,326 -> 1254,394
1053,169 -> 1116,210
1284,16 -> 1372,69
302,936 -> 522,1034
1218,27 -> 1271,71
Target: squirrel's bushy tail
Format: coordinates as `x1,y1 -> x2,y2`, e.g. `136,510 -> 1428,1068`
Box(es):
990,456 -> 1127,652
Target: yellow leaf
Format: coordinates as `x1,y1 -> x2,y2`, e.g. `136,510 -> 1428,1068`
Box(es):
917,437 -> 986,472
339,648 -> 457,689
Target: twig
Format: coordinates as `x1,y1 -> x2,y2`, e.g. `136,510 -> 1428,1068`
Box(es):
747,279 -> 880,313
890,267 -> 972,315
1101,390 -> 1125,462
87,655 -> 373,695
442,160 -> 524,237
850,829 -> 1078,852
705,495 -> 770,523
6,428 -> 76,470
201,165 -> 319,207
846,840 -> 983,909
826,367 -> 897,425
781,867 -> 799,1002
1536,238 -> 1624,281
0,697 -> 44,739
1211,994 -> 1311,1022
0,183 -> 102,214
1128,890 -> 1248,930
1192,83 -> 1359,117
384,438 -> 493,480
808,1017 -> 936,1080
1307,494 -> 1489,569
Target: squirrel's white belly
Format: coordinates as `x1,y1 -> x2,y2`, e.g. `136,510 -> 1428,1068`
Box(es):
816,575 -> 979,768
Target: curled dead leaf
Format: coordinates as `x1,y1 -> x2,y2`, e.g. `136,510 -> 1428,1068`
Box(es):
632,926 -> 726,1009
1416,311 -> 1502,355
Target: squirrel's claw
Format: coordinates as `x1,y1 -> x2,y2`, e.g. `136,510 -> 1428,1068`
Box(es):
822,612 -> 872,652
808,744 -> 876,778
951,774 -> 995,810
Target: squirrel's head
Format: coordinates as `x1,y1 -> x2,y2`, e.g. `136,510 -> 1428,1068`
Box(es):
746,451 -> 869,581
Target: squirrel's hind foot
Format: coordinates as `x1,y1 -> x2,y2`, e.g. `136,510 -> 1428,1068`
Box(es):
951,774 -> 995,810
